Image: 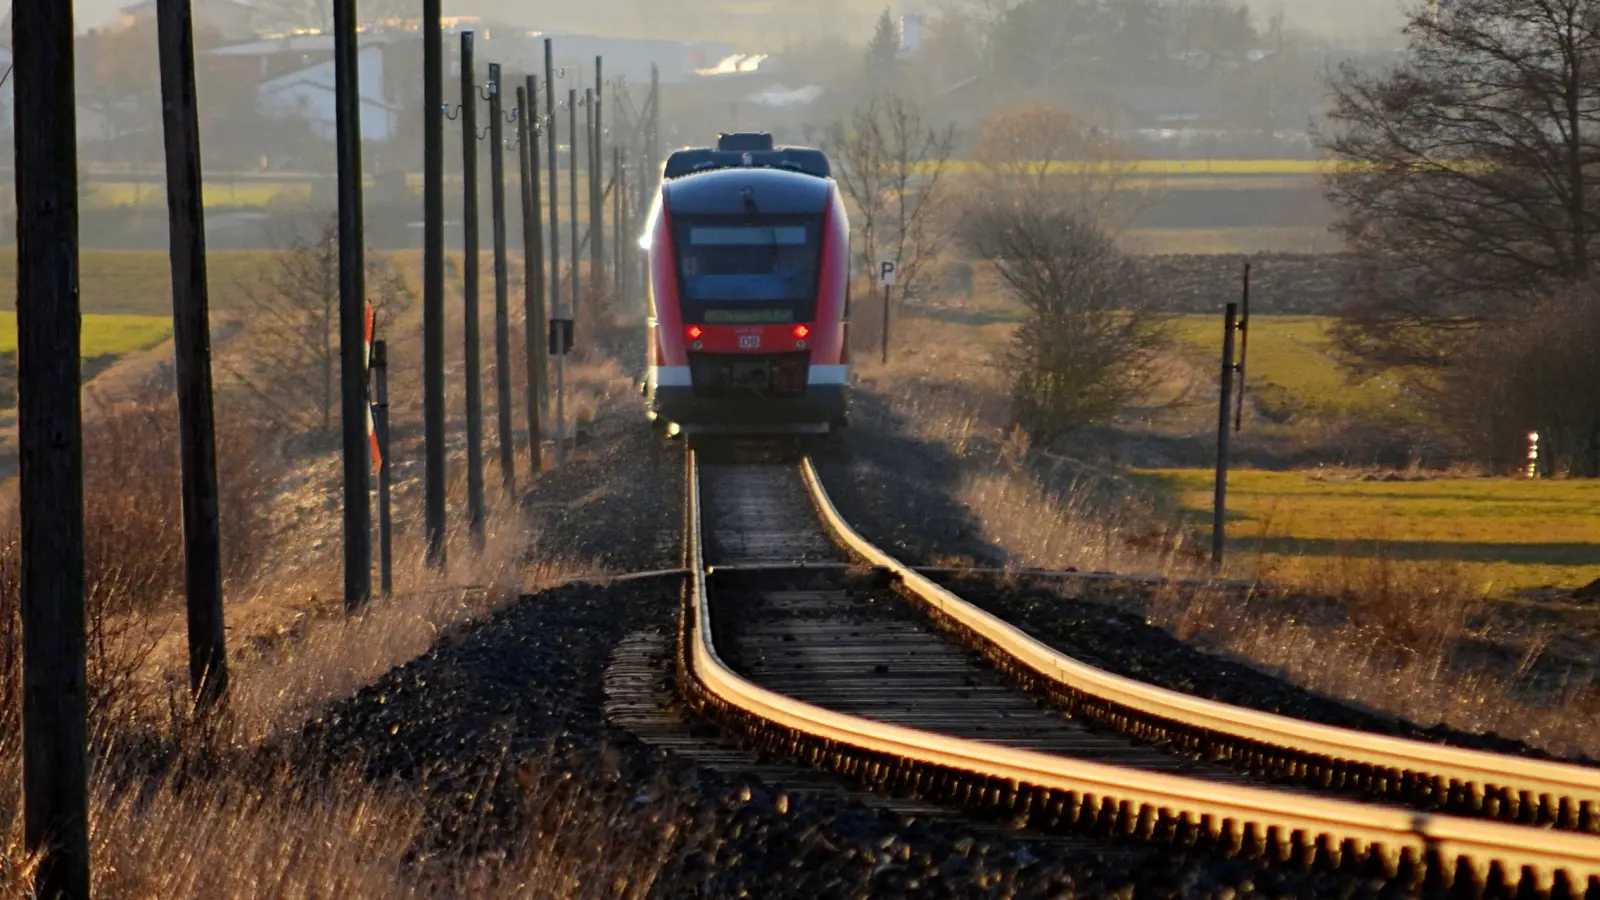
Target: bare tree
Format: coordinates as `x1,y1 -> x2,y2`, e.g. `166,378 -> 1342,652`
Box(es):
1318,0 -> 1600,370
960,187 -> 1167,444
224,215 -> 412,442
824,93 -> 958,302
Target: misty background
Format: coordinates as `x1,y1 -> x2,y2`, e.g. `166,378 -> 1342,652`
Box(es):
70,0 -> 1407,44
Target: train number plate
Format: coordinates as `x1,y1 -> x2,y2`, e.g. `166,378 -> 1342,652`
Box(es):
738,334 -> 761,349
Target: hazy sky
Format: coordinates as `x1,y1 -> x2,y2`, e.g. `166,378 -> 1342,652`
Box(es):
69,0 -> 1409,41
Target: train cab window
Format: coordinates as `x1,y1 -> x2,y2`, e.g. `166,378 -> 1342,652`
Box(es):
676,221 -> 821,307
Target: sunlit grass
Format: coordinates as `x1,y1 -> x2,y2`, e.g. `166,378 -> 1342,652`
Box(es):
0,313 -> 173,358
1132,467 -> 1600,592
0,249 -> 285,316
1118,226 -> 1344,255
1169,314 -> 1413,417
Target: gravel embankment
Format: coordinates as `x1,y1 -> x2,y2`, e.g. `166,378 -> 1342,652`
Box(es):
813,423 -> 1593,765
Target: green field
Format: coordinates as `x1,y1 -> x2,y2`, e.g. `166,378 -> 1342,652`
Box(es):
89,181 -> 314,210
1169,315 -> 1414,420
0,249 -> 281,316
0,313 -> 173,358
1118,227 -> 1343,255
1133,468 -> 1600,592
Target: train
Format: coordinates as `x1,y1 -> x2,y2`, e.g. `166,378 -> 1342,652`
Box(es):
639,132 -> 852,437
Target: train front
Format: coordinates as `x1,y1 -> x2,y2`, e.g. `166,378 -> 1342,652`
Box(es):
644,159 -> 850,436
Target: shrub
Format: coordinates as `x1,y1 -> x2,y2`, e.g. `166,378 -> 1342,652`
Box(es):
1429,282 -> 1600,474
959,196 -> 1165,445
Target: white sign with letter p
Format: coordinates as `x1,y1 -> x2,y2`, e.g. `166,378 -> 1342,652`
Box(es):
877,259 -> 898,287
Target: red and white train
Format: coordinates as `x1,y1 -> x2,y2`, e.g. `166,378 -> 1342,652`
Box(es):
640,133 -> 851,436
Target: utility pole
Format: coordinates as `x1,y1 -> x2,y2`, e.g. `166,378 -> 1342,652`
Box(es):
518,78 -> 545,474
591,57 -> 605,294
544,41 -> 561,458
156,0 -> 228,700
570,88 -> 581,329
15,1 -> 90,896
488,62 -> 515,496
334,0 -> 372,613
460,31 -> 486,548
613,144 -> 624,304
561,85 -> 580,467
372,339 -> 393,597
423,0 -> 447,569
645,65 -> 660,192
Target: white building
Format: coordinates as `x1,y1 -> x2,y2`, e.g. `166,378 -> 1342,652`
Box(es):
256,44 -> 398,142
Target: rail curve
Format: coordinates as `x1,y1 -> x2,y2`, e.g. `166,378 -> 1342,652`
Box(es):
798,458 -> 1600,832
676,450 -> 1600,897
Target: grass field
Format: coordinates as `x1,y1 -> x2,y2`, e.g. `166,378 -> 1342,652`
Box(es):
0,249 -> 282,316
16,314 -> 173,358
1118,226 -> 1343,255
1132,468 -> 1600,592
1169,314 -> 1413,419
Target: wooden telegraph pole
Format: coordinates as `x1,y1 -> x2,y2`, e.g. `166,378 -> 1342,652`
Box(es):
15,1 -> 91,895
156,0 -> 228,702
591,57 -> 605,294
517,78 -> 546,474
335,0 -> 372,611
460,32 -> 487,548
423,0 -> 447,569
487,63 -> 515,495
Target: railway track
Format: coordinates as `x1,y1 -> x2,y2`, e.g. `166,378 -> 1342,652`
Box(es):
675,445 -> 1600,897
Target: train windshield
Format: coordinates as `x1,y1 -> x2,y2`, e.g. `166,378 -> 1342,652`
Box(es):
675,218 -> 822,319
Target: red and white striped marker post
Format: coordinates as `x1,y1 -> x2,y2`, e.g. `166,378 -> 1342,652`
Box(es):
365,302 -> 382,472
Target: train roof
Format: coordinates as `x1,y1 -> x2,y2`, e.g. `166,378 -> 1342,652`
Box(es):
663,166 -> 835,216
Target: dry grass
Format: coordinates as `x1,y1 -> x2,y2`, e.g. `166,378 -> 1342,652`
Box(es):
0,741 -> 686,900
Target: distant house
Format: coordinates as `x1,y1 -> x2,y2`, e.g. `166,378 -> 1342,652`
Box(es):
206,33 -> 338,81
256,44 -> 398,142
119,0 -> 260,42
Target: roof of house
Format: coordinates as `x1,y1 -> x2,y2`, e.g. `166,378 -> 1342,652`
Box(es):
121,0 -> 258,13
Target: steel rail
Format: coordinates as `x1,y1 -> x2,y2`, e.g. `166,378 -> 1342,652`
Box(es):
798,459 -> 1600,832
678,452 -> 1600,896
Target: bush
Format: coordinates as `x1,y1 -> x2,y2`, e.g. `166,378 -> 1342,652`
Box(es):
959,194 -> 1166,445
0,388 -> 277,723
1430,282 -> 1600,474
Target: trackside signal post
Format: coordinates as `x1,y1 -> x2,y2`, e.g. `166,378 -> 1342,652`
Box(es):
878,259 -> 898,364
372,339 -> 394,597
1212,263 -> 1251,572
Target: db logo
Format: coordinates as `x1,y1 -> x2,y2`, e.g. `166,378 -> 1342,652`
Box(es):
738,334 -> 761,349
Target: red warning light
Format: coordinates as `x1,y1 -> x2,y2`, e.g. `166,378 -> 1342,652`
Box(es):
793,324 -> 810,339
687,326 -> 704,340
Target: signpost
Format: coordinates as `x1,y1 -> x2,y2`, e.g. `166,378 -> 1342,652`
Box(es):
877,259 -> 897,365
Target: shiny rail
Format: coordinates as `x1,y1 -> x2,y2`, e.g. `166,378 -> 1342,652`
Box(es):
677,451 -> 1600,896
